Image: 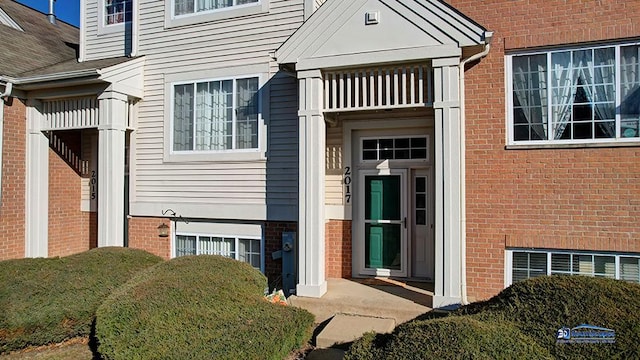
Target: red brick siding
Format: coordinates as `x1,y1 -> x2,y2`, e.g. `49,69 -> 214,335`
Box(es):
128,217 -> 172,259
448,0 -> 640,300
48,131 -> 92,257
325,220 -> 352,279
0,99 -> 26,260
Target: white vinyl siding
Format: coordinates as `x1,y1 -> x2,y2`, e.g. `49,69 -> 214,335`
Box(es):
507,249 -> 640,286
85,0 -> 129,59
130,0 -> 304,221
507,42 -> 640,146
175,233 -> 263,270
325,122 -> 343,206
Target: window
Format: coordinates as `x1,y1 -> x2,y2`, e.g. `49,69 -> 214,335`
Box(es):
173,77 -> 259,152
105,0 -> 131,25
507,249 -> 640,286
175,234 -> 262,270
361,137 -> 428,161
508,43 -> 640,145
174,0 -> 258,16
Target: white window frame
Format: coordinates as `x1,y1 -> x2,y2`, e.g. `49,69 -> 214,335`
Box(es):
505,248 -> 640,286
165,0 -> 269,28
173,232 -> 264,272
506,41 -> 640,148
359,135 -> 429,163
164,64 -> 268,163
97,0 -> 132,35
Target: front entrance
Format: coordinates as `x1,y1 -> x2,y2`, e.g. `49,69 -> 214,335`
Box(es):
353,130 -> 434,280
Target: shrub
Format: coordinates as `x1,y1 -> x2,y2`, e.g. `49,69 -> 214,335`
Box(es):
344,317 -> 551,360
0,247 -> 163,353
94,255 -> 314,360
456,276 -> 640,359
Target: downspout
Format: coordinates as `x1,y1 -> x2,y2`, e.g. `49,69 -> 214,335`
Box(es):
459,31 -> 493,305
0,82 -> 13,205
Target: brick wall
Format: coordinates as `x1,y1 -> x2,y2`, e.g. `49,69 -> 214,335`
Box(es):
0,99 -> 26,260
48,131 -> 93,257
448,0 -> 640,300
325,219 -> 352,278
128,216 -> 172,259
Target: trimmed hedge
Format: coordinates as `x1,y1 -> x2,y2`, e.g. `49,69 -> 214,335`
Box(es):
346,276 -> 640,360
344,317 -> 551,360
94,255 -> 314,360
457,276 -> 640,359
0,248 -> 163,353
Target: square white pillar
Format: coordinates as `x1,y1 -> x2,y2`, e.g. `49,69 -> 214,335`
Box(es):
25,100 -> 49,257
97,90 -> 128,248
296,69 -> 327,298
432,58 -> 464,308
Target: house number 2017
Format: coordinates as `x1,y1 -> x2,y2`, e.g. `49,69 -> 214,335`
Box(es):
344,167 -> 352,204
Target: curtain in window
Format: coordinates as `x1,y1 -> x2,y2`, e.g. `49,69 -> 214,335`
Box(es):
512,55 -> 548,140
621,46 -> 640,138
174,84 -> 194,151
175,0 -> 195,15
196,81 -> 232,150
581,48 -> 616,138
551,52 -> 574,139
236,78 -> 259,149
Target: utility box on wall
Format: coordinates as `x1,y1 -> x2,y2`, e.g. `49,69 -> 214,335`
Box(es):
282,231 -> 296,296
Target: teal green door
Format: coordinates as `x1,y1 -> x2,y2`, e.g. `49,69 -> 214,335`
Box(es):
365,175 -> 403,271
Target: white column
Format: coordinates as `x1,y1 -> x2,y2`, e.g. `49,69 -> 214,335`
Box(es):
296,69 -> 327,298
432,58 -> 463,308
25,100 -> 49,257
97,90 -> 128,247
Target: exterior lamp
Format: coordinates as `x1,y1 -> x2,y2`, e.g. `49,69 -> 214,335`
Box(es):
157,222 -> 170,238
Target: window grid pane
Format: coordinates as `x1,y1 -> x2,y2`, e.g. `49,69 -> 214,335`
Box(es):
361,137 -> 428,161
105,0 -> 131,25
173,77 -> 259,152
514,250 -> 640,285
511,43 -> 640,143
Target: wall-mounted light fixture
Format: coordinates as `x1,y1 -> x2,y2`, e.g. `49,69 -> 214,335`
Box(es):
158,208 -> 188,238
157,223 -> 170,237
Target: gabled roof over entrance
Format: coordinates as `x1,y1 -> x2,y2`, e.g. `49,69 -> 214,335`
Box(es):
276,0 -> 488,70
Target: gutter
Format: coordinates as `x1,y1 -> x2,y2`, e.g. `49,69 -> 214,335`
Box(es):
0,69 -> 100,86
459,31 -> 493,305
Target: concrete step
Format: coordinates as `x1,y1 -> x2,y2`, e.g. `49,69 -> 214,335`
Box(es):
315,313 -> 396,349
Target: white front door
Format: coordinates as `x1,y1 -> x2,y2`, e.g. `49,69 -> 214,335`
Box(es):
358,168 -> 408,277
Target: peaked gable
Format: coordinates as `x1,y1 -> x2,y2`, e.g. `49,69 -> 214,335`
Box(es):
277,0 -> 487,68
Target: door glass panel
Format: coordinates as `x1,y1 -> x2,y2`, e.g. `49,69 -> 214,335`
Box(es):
365,224 -> 401,270
364,175 -> 402,271
365,176 -> 401,221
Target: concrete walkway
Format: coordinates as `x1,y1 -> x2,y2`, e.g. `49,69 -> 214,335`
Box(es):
289,278 -> 433,359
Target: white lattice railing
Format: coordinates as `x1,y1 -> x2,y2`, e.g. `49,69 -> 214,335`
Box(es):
324,64 -> 433,112
42,97 -> 100,130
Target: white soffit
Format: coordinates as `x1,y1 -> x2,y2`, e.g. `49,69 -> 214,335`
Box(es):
276,0 -> 486,65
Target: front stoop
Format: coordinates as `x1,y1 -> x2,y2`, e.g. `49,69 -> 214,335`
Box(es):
316,314 -> 396,349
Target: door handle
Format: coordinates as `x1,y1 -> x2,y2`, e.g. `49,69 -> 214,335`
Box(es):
403,217 -> 407,228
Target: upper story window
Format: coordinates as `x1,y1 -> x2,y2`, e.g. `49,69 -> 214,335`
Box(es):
174,0 -> 259,16
172,76 -> 259,152
105,0 -> 131,25
507,43 -> 640,146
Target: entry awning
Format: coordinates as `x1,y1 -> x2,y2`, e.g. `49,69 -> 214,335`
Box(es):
276,0 -> 489,71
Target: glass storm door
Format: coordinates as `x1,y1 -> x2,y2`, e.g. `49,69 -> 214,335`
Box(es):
362,170 -> 407,277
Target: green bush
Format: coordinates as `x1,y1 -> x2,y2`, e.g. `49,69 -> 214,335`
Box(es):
457,276 -> 640,359
94,255 -> 314,360
0,247 -> 163,353
344,317 -> 551,360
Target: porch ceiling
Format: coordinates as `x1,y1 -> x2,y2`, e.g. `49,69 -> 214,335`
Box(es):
276,0 -> 488,70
